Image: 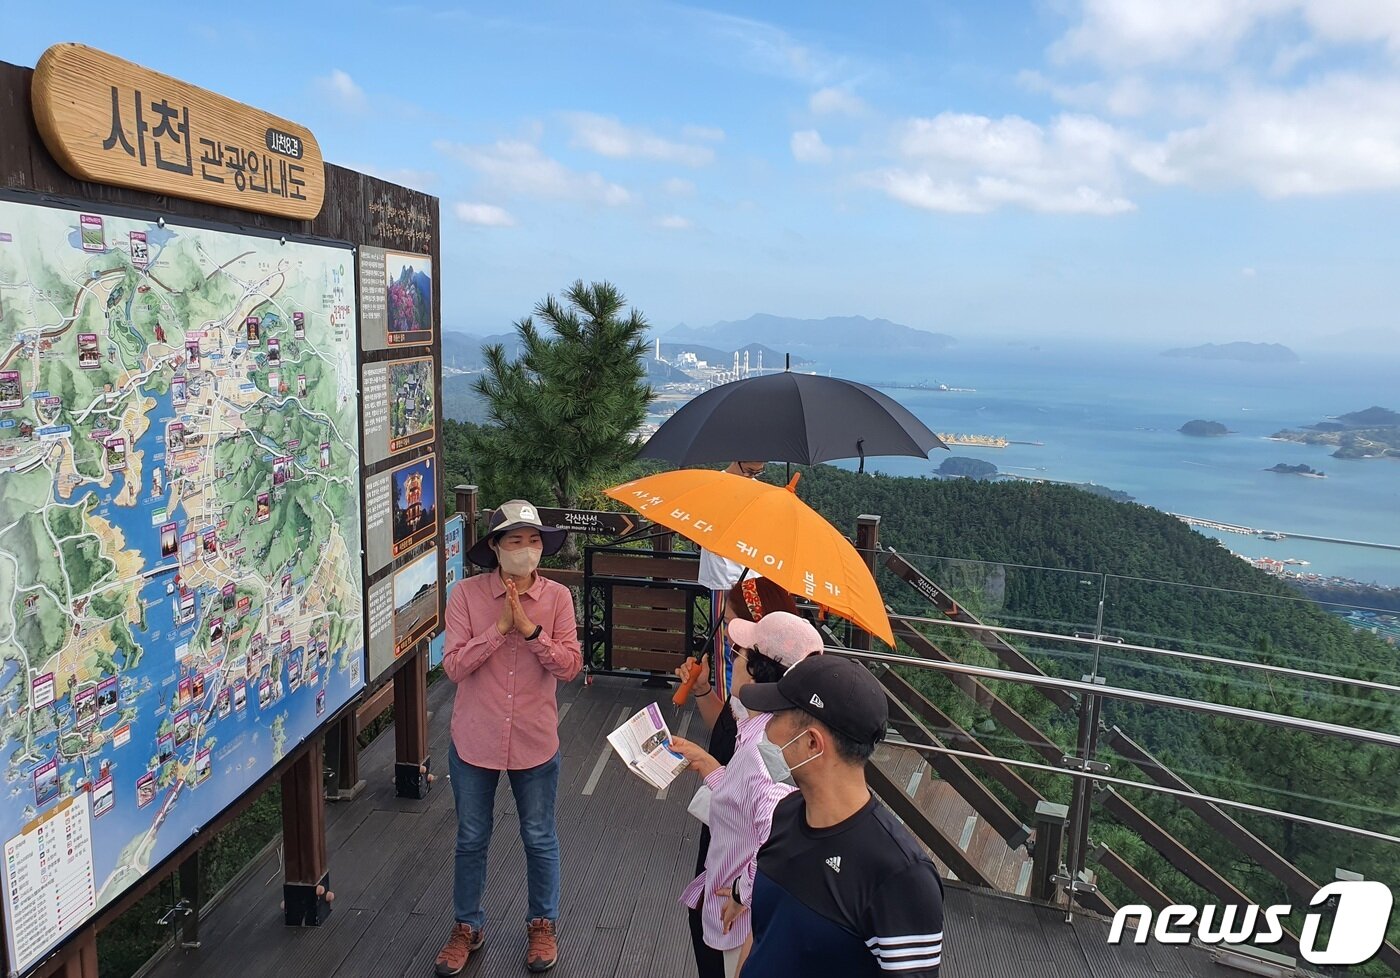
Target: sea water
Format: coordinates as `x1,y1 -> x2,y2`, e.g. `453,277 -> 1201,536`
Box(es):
809,340 -> 1400,587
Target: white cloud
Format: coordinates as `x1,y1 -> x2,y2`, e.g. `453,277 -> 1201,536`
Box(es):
454,202 -> 517,227
564,113 -> 716,166
436,138 -> 631,206
1130,75 -> 1400,196
662,177 -> 697,196
1242,266 -> 1257,276
867,111 -> 1135,215
655,215 -> 693,230
689,9 -> 849,85
810,86 -> 867,116
313,69 -> 368,112
682,124 -> 727,142
1018,69 -> 1163,118
1303,0 -> 1400,54
1051,0 -> 1400,69
791,129 -> 833,164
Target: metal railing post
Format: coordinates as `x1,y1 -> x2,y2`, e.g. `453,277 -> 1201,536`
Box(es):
1058,674 -> 1106,916
1031,801 -> 1069,903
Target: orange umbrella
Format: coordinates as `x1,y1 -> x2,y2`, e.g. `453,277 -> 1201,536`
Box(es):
605,469 -> 894,646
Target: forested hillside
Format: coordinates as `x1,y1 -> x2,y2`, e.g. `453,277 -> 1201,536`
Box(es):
446,421 -> 1399,963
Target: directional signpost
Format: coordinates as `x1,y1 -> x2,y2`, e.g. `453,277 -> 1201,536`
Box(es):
535,508 -> 643,536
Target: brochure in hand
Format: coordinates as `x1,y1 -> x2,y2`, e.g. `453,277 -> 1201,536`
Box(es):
607,702 -> 689,790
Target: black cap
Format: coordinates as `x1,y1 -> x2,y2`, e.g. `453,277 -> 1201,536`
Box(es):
738,656 -> 888,747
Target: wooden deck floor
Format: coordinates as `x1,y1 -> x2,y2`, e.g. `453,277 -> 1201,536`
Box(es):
145,674 -> 1256,978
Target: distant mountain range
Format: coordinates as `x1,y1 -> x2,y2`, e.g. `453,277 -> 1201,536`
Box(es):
1161,342 -> 1299,363
667,314 -> 954,354
440,313 -> 955,424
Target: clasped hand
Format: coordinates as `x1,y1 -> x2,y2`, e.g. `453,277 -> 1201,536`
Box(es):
496,579 -> 538,637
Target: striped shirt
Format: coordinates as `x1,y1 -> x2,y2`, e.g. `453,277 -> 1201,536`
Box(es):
680,712 -> 796,951
744,793 -> 945,977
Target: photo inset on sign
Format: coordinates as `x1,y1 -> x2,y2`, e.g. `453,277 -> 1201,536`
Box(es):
79,214 -> 104,252
385,251 -> 433,344
0,370 -> 22,409
77,333 -> 100,369
358,247 -> 432,352
160,522 -> 178,559
105,436 -> 126,471
393,548 -> 439,659
387,357 -> 434,455
392,455 -> 437,557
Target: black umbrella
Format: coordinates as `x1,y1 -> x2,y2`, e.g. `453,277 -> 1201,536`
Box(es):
639,372 -> 948,471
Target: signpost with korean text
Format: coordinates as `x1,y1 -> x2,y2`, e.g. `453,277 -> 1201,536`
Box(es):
536,508 -> 643,537
31,44 -> 324,219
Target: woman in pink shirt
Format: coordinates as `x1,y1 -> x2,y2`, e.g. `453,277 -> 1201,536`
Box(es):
672,611 -> 824,978
434,500 -> 581,977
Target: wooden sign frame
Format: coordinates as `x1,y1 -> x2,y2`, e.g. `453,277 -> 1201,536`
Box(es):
31,43 -> 325,220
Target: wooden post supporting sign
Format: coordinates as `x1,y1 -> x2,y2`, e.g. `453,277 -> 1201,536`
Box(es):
281,735 -> 332,925
393,646 -> 432,798
851,515 -> 881,650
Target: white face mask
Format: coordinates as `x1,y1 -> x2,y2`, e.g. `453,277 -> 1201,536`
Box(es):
497,546 -> 542,576
757,729 -> 822,786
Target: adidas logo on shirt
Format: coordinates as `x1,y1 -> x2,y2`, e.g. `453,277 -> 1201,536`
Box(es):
825,856 -> 841,873
810,693 -> 825,709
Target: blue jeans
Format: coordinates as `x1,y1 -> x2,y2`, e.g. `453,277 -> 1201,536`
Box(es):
449,747 -> 561,929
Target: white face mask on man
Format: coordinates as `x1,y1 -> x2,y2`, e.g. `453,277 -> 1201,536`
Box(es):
757,728 -> 822,786
497,546 -> 542,576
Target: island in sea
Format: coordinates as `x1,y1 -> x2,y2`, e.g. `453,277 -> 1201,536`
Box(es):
1271,406 -> 1400,460
937,457 -> 998,480
1180,420 -> 1229,437
1161,342 -> 1299,363
1267,463 -> 1326,478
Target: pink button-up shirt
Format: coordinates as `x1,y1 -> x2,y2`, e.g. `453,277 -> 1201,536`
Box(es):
443,570 -> 582,770
680,712 -> 796,951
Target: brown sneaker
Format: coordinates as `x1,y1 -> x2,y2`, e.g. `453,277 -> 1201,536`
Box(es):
434,922 -> 484,976
526,917 -> 558,972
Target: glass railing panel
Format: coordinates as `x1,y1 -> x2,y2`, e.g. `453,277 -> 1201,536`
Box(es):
1087,768 -> 1400,977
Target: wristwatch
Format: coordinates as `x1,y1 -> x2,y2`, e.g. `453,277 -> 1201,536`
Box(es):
526,624 -> 543,641
730,878 -> 743,907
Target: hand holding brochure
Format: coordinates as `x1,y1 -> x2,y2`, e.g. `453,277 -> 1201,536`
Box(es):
607,703 -> 688,790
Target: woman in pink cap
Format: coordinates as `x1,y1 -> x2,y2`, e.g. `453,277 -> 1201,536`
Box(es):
670,611 -> 824,978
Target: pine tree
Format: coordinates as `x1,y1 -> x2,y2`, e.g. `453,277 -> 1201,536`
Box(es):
470,281 -> 651,564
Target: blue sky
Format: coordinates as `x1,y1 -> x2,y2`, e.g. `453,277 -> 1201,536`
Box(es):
7,1 -> 1400,348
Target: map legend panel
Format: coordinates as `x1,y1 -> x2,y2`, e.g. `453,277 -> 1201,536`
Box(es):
3,795 -> 96,974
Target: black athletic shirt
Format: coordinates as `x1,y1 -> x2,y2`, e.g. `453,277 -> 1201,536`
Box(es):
744,792 -> 944,977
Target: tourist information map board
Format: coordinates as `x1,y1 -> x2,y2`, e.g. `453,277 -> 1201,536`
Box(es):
0,198 -> 365,973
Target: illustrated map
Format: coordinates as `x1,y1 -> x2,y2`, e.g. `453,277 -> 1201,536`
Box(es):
0,199 -> 365,971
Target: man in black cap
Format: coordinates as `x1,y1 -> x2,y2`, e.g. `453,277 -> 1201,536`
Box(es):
737,655 -> 944,977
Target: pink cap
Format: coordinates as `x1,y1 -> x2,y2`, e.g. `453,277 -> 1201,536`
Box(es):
726,612 -> 823,669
